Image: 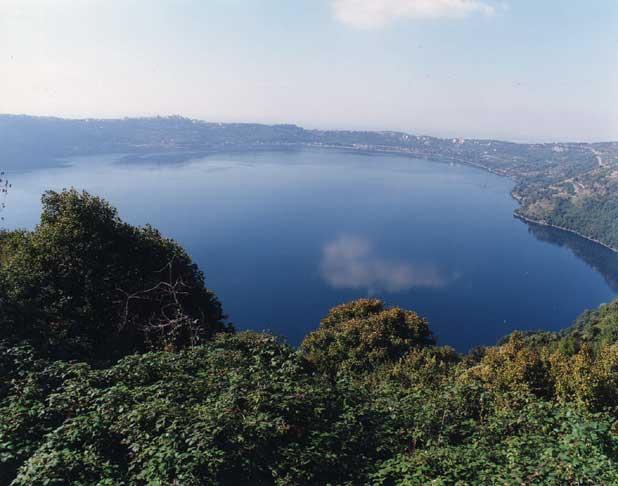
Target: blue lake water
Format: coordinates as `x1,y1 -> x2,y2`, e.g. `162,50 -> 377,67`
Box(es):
4,148 -> 618,350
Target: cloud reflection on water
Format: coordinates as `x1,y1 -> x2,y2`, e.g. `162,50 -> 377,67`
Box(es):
320,235 -> 458,294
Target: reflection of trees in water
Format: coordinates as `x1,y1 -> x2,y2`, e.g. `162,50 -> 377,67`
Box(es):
526,221 -> 618,292
116,146 -> 305,167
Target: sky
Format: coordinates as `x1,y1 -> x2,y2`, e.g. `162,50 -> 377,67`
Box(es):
0,0 -> 617,142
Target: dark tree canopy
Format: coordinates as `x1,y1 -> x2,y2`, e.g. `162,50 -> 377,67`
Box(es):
0,189 -> 227,361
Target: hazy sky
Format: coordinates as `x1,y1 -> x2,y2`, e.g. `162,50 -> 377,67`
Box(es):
1,0 -> 617,141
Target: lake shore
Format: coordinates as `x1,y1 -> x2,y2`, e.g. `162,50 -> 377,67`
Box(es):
315,143 -> 618,255
514,213 -> 618,254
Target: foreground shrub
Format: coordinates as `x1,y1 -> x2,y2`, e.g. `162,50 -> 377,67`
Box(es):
371,398 -> 618,485
459,333 -> 553,401
3,333 -> 378,484
550,343 -> 618,412
4,332 -> 617,485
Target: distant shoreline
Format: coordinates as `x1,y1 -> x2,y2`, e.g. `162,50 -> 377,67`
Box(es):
6,134 -> 617,254
514,213 -> 618,254
308,143 -> 618,255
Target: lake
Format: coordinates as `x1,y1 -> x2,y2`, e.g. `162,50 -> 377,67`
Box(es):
4,148 -> 618,350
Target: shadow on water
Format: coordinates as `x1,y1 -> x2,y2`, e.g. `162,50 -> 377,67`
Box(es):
525,221 -> 618,292
114,146 -> 307,167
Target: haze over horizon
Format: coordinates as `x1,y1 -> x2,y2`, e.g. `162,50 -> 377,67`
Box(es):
1,0 -> 617,143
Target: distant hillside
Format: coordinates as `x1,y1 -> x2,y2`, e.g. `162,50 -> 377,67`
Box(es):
2,114 -> 617,249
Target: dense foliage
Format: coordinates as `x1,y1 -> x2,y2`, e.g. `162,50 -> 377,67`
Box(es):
518,196 -> 618,251
300,299 -> 435,375
0,190 -> 226,362
1,191 -> 617,484
2,327 -> 617,484
564,299 -> 618,348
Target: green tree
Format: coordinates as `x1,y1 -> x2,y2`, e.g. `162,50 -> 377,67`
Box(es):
0,189 -> 227,361
300,299 -> 435,375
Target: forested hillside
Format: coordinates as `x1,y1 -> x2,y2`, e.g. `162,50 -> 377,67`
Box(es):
1,190 -> 617,485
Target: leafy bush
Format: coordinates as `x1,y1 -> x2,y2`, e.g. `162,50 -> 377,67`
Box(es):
371,399 -> 618,485
3,333 -> 387,485
4,329 -> 617,485
300,299 -> 435,375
